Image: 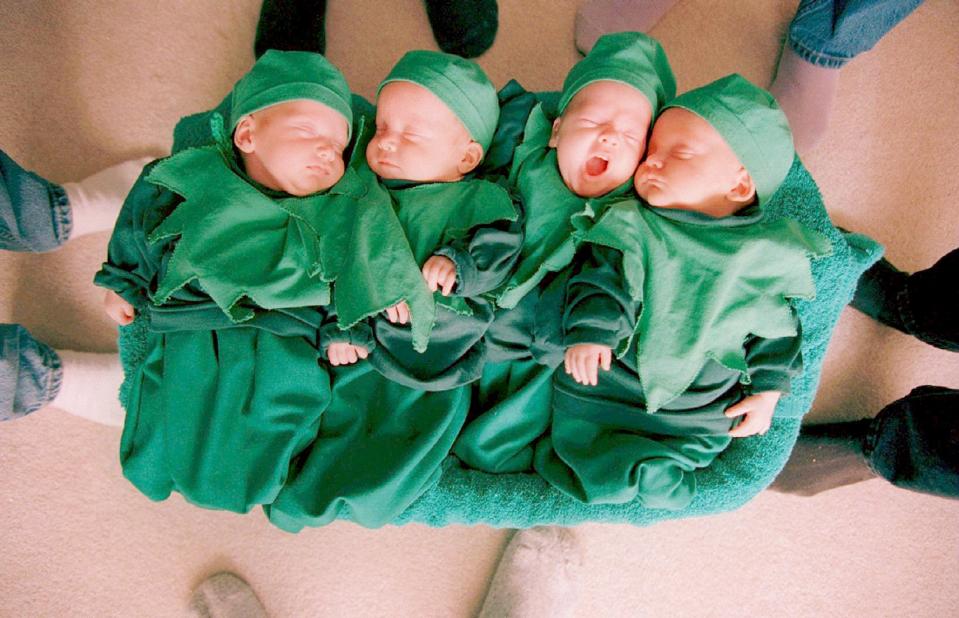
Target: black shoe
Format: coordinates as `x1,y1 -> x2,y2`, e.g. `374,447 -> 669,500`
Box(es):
254,0 -> 328,59
423,0 -> 499,58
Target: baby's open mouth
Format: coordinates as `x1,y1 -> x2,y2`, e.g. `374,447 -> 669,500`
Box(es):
585,155 -> 609,177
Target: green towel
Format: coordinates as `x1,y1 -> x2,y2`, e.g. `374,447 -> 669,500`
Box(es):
117,150 -> 880,530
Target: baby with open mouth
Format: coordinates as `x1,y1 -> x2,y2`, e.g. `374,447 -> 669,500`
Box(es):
453,32 -> 678,474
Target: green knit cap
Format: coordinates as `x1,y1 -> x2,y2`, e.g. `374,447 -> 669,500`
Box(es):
230,49 -> 353,138
558,31 -> 676,117
377,50 -> 498,153
664,73 -> 794,206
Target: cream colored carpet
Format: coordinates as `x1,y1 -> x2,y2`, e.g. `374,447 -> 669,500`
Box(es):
2,1 -> 957,616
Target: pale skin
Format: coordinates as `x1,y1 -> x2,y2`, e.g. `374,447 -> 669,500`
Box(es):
565,107 -> 777,437
104,99 -> 356,365
549,80 -> 653,198
363,80 -> 484,343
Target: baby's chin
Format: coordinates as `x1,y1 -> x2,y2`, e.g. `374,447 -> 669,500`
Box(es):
284,172 -> 343,196
563,169 -> 626,199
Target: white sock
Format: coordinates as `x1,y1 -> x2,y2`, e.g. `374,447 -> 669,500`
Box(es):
189,572 -> 268,618
575,0 -> 681,54
479,526 -> 583,618
769,45 -> 840,155
50,350 -> 125,427
62,156 -> 153,240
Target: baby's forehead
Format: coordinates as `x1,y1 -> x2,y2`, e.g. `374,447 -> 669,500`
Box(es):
651,108 -> 722,143
564,80 -> 652,117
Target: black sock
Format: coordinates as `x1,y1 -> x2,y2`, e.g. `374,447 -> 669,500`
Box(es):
423,0 -> 499,58
254,0 -> 328,59
849,257 -> 908,332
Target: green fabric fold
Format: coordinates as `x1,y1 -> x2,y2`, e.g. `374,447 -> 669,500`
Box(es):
495,103 -> 632,309
580,198 -> 832,411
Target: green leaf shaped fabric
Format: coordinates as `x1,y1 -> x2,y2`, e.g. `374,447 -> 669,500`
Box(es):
581,199 -> 832,412
390,179 -> 517,317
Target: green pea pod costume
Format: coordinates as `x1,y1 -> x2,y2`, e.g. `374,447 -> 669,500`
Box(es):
267,177 -> 520,530
454,100 -> 631,474
534,199 -> 832,507
95,102 -> 433,513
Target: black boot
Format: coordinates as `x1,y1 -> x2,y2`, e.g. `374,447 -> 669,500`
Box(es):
254,0 -> 328,59
423,0 -> 499,58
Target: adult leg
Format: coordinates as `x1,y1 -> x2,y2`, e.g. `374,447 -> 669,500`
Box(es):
851,248 -> 959,352
478,526 -> 583,618
189,572 -> 268,618
771,386 -> 958,498
574,0 -> 680,54
254,0 -> 328,59
770,0 -> 924,153
423,0 -> 499,58
1,324 -> 123,425
1,148 -> 148,251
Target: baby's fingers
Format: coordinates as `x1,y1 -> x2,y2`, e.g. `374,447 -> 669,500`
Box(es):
585,353 -> 599,386
728,413 -> 764,438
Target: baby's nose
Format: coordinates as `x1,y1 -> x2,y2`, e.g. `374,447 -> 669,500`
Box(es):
377,137 -> 396,152
598,129 -> 619,147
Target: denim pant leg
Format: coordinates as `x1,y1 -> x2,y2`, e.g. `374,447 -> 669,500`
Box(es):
788,0 -> 925,68
864,385 -> 959,499
898,248 -> 959,352
0,148 -> 72,252
0,324 -> 63,420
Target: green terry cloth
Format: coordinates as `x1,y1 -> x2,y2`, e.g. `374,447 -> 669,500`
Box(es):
121,327 -> 330,513
378,50 -> 499,153
495,103 -> 632,309
579,199 -> 831,412
114,133 -> 881,529
265,361 -> 469,529
664,73 -> 793,207
558,31 -> 676,116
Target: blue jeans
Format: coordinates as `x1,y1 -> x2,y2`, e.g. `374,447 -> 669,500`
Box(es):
1,148 -> 72,252
0,324 -> 62,420
1,148 -> 70,419
788,0 -> 924,68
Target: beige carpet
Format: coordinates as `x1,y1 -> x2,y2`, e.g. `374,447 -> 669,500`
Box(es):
2,1 -> 957,616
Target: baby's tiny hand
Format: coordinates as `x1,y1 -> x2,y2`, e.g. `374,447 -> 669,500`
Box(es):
725,391 -> 781,437
422,255 -> 457,296
327,342 -> 369,366
564,343 -> 612,386
384,301 -> 410,324
104,290 -> 135,325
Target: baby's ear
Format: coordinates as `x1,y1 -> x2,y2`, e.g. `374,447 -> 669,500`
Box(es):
727,167 -> 756,204
458,141 -> 484,175
548,117 -> 562,148
233,115 -> 256,153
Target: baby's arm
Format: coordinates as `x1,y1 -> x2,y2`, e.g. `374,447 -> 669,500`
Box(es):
320,303 -> 374,366
94,160 -> 179,324
431,214 -> 525,298
726,326 -> 804,437
563,245 -> 640,386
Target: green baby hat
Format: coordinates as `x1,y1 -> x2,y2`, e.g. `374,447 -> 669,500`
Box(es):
230,49 -> 353,138
664,73 -> 795,207
378,50 -> 499,153
558,31 -> 677,117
